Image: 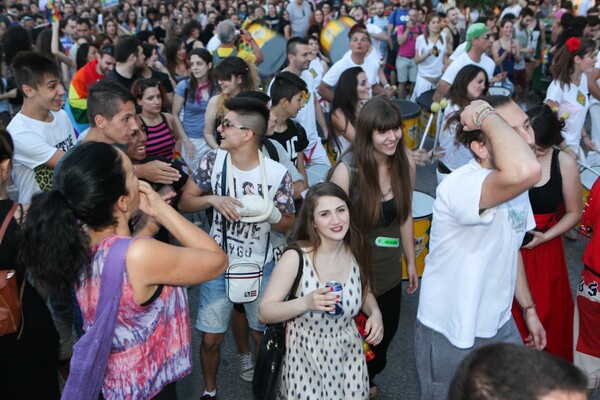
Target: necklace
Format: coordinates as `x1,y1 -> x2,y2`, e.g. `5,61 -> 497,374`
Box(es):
381,187 -> 392,198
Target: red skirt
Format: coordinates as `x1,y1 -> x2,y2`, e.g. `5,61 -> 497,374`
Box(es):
511,212 -> 574,362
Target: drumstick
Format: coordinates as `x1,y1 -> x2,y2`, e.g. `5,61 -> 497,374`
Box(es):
578,160 -> 600,177
430,99 -> 448,164
419,102 -> 440,150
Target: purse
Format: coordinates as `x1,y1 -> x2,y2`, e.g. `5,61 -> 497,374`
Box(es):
0,202 -> 24,337
252,247 -> 304,400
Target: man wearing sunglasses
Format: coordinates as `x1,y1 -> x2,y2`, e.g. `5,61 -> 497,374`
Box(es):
433,23 -> 506,102
179,97 -> 295,400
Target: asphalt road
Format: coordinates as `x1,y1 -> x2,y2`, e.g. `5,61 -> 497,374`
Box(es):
177,156 -> 600,400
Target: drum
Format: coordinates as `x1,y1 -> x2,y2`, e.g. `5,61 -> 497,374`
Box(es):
581,165 -> 600,208
306,163 -> 331,186
393,99 -> 421,150
416,89 -> 437,139
320,17 -> 356,63
243,23 -> 287,77
488,86 -> 512,97
402,191 -> 435,279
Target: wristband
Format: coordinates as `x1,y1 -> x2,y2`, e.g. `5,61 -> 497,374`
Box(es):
384,84 -> 391,90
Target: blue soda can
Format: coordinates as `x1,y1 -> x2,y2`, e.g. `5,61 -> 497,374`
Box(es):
326,281 -> 343,315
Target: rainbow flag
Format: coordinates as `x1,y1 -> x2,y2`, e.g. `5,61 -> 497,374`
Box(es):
40,0 -> 61,22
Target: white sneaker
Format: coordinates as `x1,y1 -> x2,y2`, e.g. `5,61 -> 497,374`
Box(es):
239,352 -> 254,382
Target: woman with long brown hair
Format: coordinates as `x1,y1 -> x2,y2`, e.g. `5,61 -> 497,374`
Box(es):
259,182 -> 383,399
329,96 -> 417,398
203,56 -> 259,149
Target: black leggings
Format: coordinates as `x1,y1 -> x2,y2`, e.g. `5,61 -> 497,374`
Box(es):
367,282 -> 403,380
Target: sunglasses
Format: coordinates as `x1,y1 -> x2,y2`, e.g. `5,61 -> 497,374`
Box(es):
478,33 -> 493,40
221,119 -> 251,131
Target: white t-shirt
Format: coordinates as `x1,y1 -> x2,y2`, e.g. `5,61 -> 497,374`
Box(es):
438,102 -> 473,171
590,57 -> 600,105
323,49 -> 381,96
206,35 -> 221,52
545,74 -> 589,149
8,110 -> 76,203
295,70 -> 320,151
366,23 -> 384,59
417,159 -> 534,349
195,149 -> 295,265
449,41 -> 467,61
500,4 -> 522,19
415,34 -> 447,79
441,52 -> 496,85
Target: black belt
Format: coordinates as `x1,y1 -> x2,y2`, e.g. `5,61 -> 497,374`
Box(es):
437,161 -> 451,174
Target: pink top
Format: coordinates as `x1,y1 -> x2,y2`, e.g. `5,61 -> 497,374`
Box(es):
76,234 -> 192,399
397,23 -> 425,58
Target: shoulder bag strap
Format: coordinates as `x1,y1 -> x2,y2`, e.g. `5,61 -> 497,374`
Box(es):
286,247 -> 304,301
221,153 -> 228,253
61,237 -> 132,400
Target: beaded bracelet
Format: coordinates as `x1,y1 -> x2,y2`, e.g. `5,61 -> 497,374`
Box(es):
473,104 -> 496,129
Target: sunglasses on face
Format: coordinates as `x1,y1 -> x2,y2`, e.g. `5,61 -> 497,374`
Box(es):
221,119 -> 251,131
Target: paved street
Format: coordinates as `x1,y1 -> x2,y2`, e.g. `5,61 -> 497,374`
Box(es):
178,158 -> 600,400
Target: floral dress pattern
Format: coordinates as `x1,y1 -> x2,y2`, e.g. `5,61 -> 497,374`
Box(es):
76,234 -> 192,399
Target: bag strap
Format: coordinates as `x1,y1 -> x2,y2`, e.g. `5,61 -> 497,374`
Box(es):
221,153 -> 229,252
285,247 -> 304,301
262,138 -> 279,162
221,150 -> 271,266
0,202 -> 18,245
61,237 -> 132,400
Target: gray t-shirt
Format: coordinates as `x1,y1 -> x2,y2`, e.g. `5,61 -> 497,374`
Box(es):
286,1 -> 312,37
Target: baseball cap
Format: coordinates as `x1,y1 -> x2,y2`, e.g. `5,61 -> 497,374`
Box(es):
465,23 -> 490,51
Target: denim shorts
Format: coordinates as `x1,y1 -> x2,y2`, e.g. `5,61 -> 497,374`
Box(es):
196,260 -> 274,333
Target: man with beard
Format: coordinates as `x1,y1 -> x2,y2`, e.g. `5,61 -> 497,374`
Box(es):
415,96 -> 546,400
104,36 -> 146,91
442,7 -> 461,55
68,44 -> 116,129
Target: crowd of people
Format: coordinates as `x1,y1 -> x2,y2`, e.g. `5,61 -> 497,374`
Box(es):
1,0 -> 600,399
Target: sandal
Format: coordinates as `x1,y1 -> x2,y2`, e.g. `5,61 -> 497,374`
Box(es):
369,383 -> 380,399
